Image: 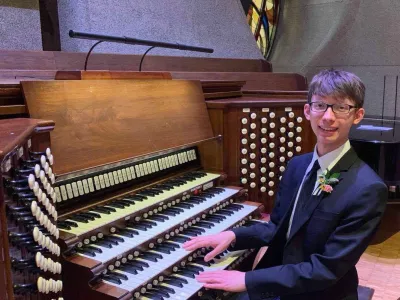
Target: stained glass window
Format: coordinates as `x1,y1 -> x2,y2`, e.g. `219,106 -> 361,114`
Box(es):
243,0 -> 281,59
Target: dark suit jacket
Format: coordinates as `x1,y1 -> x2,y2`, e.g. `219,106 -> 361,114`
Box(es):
232,148 -> 387,300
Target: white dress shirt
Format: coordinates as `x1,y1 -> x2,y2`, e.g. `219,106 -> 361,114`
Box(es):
286,140 -> 352,239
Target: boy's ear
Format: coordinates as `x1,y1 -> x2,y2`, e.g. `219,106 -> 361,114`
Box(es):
353,108 -> 365,125
304,103 -> 311,120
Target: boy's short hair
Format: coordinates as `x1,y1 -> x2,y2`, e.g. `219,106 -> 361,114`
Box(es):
308,69 -> 365,108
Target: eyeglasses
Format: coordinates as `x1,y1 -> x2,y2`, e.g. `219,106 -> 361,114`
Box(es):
309,101 -> 357,114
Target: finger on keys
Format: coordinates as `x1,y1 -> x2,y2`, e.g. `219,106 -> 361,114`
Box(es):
204,244 -> 224,262
183,237 -> 208,250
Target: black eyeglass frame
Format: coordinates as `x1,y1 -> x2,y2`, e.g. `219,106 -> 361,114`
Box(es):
308,101 -> 358,114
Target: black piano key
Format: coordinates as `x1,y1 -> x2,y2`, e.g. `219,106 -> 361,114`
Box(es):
139,255 -> 158,263
95,240 -> 113,248
169,275 -> 188,284
162,279 -> 183,288
141,220 -> 158,227
152,247 -> 170,255
143,292 -> 164,300
129,260 -> 149,268
127,223 -> 148,231
186,264 -> 204,272
115,200 -> 134,207
148,215 -> 168,222
175,203 -> 193,209
149,288 -> 170,298
69,215 -> 89,223
217,210 -> 234,216
106,202 -> 125,209
136,193 -> 151,199
76,213 -> 95,221
160,210 -> 177,217
91,207 -> 112,214
108,271 -> 128,280
57,223 -> 71,230
181,231 -> 198,237
117,230 -> 136,238
189,227 -> 206,233
85,245 -> 102,253
126,194 -> 146,201
81,211 -> 102,218
119,265 -> 138,275
170,236 -> 190,243
122,228 -> 139,235
76,247 -> 96,257
102,274 -> 121,285
147,252 -> 163,259
184,265 -> 201,274
105,235 -> 124,243
157,285 -> 175,294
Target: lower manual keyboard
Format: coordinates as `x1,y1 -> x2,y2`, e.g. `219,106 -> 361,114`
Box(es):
101,203 -> 258,296
142,249 -> 251,300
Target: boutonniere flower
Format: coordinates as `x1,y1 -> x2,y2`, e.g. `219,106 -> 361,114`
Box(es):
313,169 -> 340,195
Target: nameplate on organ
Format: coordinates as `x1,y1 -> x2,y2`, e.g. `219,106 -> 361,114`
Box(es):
21,79 -> 264,300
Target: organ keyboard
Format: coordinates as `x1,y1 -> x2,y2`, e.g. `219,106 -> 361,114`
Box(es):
19,79 -> 264,299
0,118 -> 63,300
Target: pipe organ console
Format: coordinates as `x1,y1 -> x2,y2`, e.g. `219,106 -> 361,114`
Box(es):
205,91 -> 315,212
18,79 -> 266,300
0,118 -> 63,300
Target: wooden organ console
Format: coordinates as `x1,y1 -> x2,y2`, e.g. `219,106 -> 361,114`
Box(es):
0,118 -> 63,300
19,79 -> 265,300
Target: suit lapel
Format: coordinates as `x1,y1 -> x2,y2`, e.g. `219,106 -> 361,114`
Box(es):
286,147 -> 359,245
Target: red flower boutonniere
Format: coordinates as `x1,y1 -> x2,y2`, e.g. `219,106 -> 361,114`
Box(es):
313,170 -> 340,196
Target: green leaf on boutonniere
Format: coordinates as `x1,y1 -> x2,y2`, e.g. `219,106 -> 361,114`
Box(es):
330,173 -> 340,179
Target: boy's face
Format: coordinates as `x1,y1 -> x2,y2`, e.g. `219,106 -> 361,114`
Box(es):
304,95 -> 365,155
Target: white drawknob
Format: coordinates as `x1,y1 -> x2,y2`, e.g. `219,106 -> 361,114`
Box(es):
268,190 -> 274,196
241,158 -> 247,164
261,148 -> 267,153
261,117 -> 267,123
261,128 -> 267,134
270,123 -> 275,129
280,117 -> 286,123
261,138 -> 267,144
288,151 -> 293,157
241,178 -> 248,184
260,187 -> 266,192
250,113 -> 257,119
250,182 -> 256,188
269,112 -> 275,118
280,137 -> 286,143
296,146 -> 302,152
250,153 -> 256,159
250,163 -> 256,169
269,162 -> 275,168
260,177 -> 266,183
288,122 -> 294,128
241,148 -> 247,155
250,123 -> 257,129
269,152 -> 275,158
280,166 -> 286,172
297,117 -> 303,123
296,137 -> 302,142
241,138 -> 248,145
269,132 -> 275,138
296,127 -> 302,133
250,143 -> 256,149
260,157 -> 267,163
241,169 -> 248,175
269,172 -> 275,178
250,133 -> 256,139
279,156 -> 285,162
288,132 -> 294,138
250,173 -> 256,179
241,118 -> 248,124
242,128 -> 248,134
280,127 -> 286,133
288,112 -> 295,118
260,167 -> 266,173
268,181 -> 275,187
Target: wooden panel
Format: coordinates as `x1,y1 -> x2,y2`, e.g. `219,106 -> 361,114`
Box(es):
22,80 -> 213,175
0,50 -> 270,73
0,50 -> 56,70
55,70 -> 172,80
171,71 -> 308,91
0,118 -> 54,160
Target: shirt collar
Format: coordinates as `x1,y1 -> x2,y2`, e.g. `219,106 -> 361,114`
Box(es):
311,140 -> 351,172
